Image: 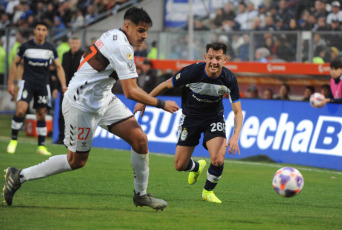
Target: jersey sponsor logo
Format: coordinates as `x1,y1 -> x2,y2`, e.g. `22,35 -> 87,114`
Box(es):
28,60 -> 48,67
24,48 -> 54,60
95,39 -> 104,49
113,35 -> 117,40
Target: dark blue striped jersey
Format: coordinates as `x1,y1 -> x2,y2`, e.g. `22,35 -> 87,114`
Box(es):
171,62 -> 240,117
17,39 -> 58,83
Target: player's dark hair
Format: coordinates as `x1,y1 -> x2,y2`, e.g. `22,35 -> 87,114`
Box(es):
206,42 -> 227,54
124,7 -> 153,27
35,21 -> 49,30
330,60 -> 342,69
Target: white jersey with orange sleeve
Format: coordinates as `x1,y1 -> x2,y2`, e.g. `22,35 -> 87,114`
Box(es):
65,29 -> 138,112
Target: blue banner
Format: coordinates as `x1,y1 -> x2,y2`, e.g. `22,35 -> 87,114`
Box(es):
54,94 -> 342,171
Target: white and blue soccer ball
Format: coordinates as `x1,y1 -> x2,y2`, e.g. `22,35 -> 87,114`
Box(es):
272,167 -> 304,198
310,92 -> 325,107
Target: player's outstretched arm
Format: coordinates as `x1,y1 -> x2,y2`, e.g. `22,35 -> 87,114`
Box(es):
54,58 -> 67,93
133,78 -> 175,116
122,78 -> 179,114
226,101 -> 243,155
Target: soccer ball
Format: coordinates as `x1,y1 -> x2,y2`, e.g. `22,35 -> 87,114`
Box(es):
309,92 -> 325,107
272,167 -> 304,198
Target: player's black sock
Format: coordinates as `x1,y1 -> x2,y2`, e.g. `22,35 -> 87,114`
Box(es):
37,120 -> 46,146
11,116 -> 24,140
185,159 -> 199,172
204,163 -> 224,191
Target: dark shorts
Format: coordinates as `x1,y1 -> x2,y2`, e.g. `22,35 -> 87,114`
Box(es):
177,113 -> 226,150
17,80 -> 51,109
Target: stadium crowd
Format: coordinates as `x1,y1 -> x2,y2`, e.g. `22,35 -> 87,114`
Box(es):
0,0 -> 131,31
183,0 -> 342,63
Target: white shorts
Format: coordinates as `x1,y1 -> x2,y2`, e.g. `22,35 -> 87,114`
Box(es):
62,95 -> 133,152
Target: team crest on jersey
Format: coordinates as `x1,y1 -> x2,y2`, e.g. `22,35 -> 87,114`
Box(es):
22,90 -> 28,99
180,128 -> 188,141
218,85 -> 226,95
176,73 -> 181,80
127,53 -> 133,60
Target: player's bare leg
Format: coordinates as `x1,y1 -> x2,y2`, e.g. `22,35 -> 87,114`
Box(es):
202,137 -> 227,203
174,146 -> 207,185
7,101 -> 28,154
110,117 -> 167,211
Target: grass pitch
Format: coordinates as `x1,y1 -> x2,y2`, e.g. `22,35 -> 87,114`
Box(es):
0,116 -> 341,229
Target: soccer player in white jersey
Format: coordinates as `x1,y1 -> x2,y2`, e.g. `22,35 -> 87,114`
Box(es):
135,42 -> 243,203
7,21 -> 67,156
3,7 -> 179,210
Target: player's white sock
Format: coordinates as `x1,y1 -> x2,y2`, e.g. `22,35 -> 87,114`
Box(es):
131,149 -> 149,196
20,154 -> 72,183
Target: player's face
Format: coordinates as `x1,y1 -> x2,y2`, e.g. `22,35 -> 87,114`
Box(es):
330,67 -> 342,78
204,48 -> 227,77
34,25 -> 48,44
125,21 -> 149,47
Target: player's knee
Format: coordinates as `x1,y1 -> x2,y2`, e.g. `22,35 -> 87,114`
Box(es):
16,110 -> 26,118
68,159 -> 87,170
131,132 -> 148,154
211,158 -> 224,167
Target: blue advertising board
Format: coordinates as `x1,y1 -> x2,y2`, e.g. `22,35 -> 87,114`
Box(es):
54,94 -> 342,171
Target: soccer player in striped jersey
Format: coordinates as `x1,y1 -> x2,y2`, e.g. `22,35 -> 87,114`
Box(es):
135,42 -> 243,203
3,7 -> 178,211
7,21 -> 67,156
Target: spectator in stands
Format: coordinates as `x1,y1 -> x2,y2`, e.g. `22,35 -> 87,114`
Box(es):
147,41 -> 158,59
315,60 -> 342,106
313,45 -> 327,63
275,35 -> 293,62
264,15 -> 276,31
53,16 -> 66,36
235,2 -> 248,30
275,83 -> 291,100
263,88 -> 274,99
313,33 -> 327,52
58,1 -> 72,28
221,18 -> 240,32
247,85 -> 259,98
93,0 -> 107,15
262,33 -> 276,58
137,59 -> 158,93
302,85 -> 315,101
0,13 -> 10,30
327,18 -> 342,50
277,0 -> 294,24
315,15 -> 329,31
218,35 -> 235,61
330,46 -> 340,61
194,19 -> 210,31
275,15 -> 289,31
320,84 -> 333,99
244,2 -> 258,30
210,8 -> 225,30
85,4 -> 96,25
71,9 -> 85,28
237,34 -> 250,61
257,3 -> 267,27
255,47 -> 270,62
223,2 -> 236,21
327,1 -> 342,24
42,2 -> 56,26
314,0 -> 328,18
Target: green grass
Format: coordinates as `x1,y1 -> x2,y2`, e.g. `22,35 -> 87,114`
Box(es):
0,115 -> 342,229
